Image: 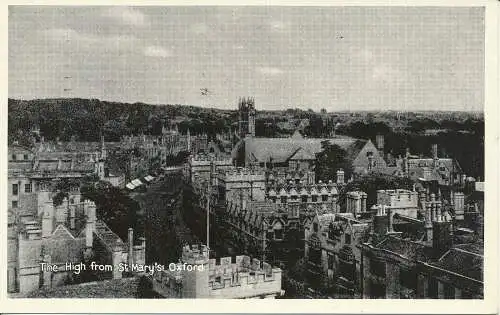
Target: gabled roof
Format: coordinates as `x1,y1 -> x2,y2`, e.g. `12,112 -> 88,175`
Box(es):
431,243 -> 483,282
289,147 -> 316,160
375,235 -> 428,261
243,136 -> 360,164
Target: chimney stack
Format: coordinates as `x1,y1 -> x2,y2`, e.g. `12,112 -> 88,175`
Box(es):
42,200 -> 55,238
431,144 -> 438,160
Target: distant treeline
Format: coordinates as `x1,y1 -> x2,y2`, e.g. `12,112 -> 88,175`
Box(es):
8,98 -> 235,144
9,98 -> 484,178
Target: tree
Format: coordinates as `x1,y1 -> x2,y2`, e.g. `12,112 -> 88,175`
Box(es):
338,173 -> 414,210
315,141 -> 353,182
81,180 -> 143,240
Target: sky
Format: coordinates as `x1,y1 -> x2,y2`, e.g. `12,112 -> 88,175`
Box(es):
8,6 -> 485,111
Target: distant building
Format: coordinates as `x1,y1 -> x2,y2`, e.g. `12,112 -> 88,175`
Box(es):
152,244 -> 283,298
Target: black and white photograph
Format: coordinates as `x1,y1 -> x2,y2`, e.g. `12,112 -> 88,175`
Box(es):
5,3 -> 494,306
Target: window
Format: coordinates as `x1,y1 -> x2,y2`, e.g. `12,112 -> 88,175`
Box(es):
274,229 -> 283,240
309,248 -> 321,265
313,223 -> 318,232
280,196 -> 287,204
301,195 -> 308,203
291,195 -> 298,201
23,154 -> 28,160
370,259 -> 386,278
328,254 -> 335,270
312,195 -> 318,202
24,184 -> 32,193
345,233 -> 351,244
366,151 -> 373,157
444,284 -> 455,299
12,184 -> 18,196
12,201 -> 18,208
12,154 -> 16,161
322,195 -> 328,202
428,278 -> 438,298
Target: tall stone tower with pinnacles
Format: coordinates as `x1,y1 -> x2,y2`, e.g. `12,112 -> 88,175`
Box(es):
238,97 -> 256,138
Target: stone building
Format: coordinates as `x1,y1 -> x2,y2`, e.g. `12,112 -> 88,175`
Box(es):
8,189 -> 145,295
304,212 -> 370,297
359,189 -> 483,299
152,244 -> 283,298
231,98 -> 388,179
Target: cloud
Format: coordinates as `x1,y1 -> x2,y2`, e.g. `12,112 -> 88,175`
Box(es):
41,28 -> 137,46
256,66 -> 283,75
102,7 -> 148,27
144,46 -> 171,58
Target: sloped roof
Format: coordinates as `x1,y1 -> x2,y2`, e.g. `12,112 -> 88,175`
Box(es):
431,243 -> 483,282
375,236 -> 428,261
244,136 -> 360,163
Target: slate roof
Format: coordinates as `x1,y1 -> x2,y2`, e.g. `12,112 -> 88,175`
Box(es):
243,136 -> 362,164
26,278 -> 144,298
375,235 -> 429,261
431,243 -> 483,282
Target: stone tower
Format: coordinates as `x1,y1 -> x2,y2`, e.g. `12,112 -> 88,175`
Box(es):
181,244 -> 210,298
238,97 -> 256,138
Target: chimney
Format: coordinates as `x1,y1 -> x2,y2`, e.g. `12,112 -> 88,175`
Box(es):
424,201 -> 433,244
376,134 -> 384,154
128,228 -> 134,267
42,201 -> 55,238
55,198 -> 68,225
373,205 -> 388,235
387,206 -> 394,232
432,218 -> 451,258
69,205 -> 76,230
431,144 -> 438,160
85,200 -> 96,248
336,169 -> 345,184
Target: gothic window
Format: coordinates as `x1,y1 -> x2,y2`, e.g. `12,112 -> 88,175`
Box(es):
274,228 -> 283,240
345,233 -> 351,244
328,253 -> 335,270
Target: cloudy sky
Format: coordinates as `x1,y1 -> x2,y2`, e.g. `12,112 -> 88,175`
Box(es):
9,6 -> 484,111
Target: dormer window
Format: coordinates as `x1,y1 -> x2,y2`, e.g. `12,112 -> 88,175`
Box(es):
312,195 -> 318,202
301,195 -> 308,203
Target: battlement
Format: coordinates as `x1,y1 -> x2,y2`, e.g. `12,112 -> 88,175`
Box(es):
219,168 -> 266,183
207,256 -> 281,291
347,191 -> 368,199
181,244 -> 210,264
267,180 -> 339,197
191,155 -> 233,164
377,189 -> 418,208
